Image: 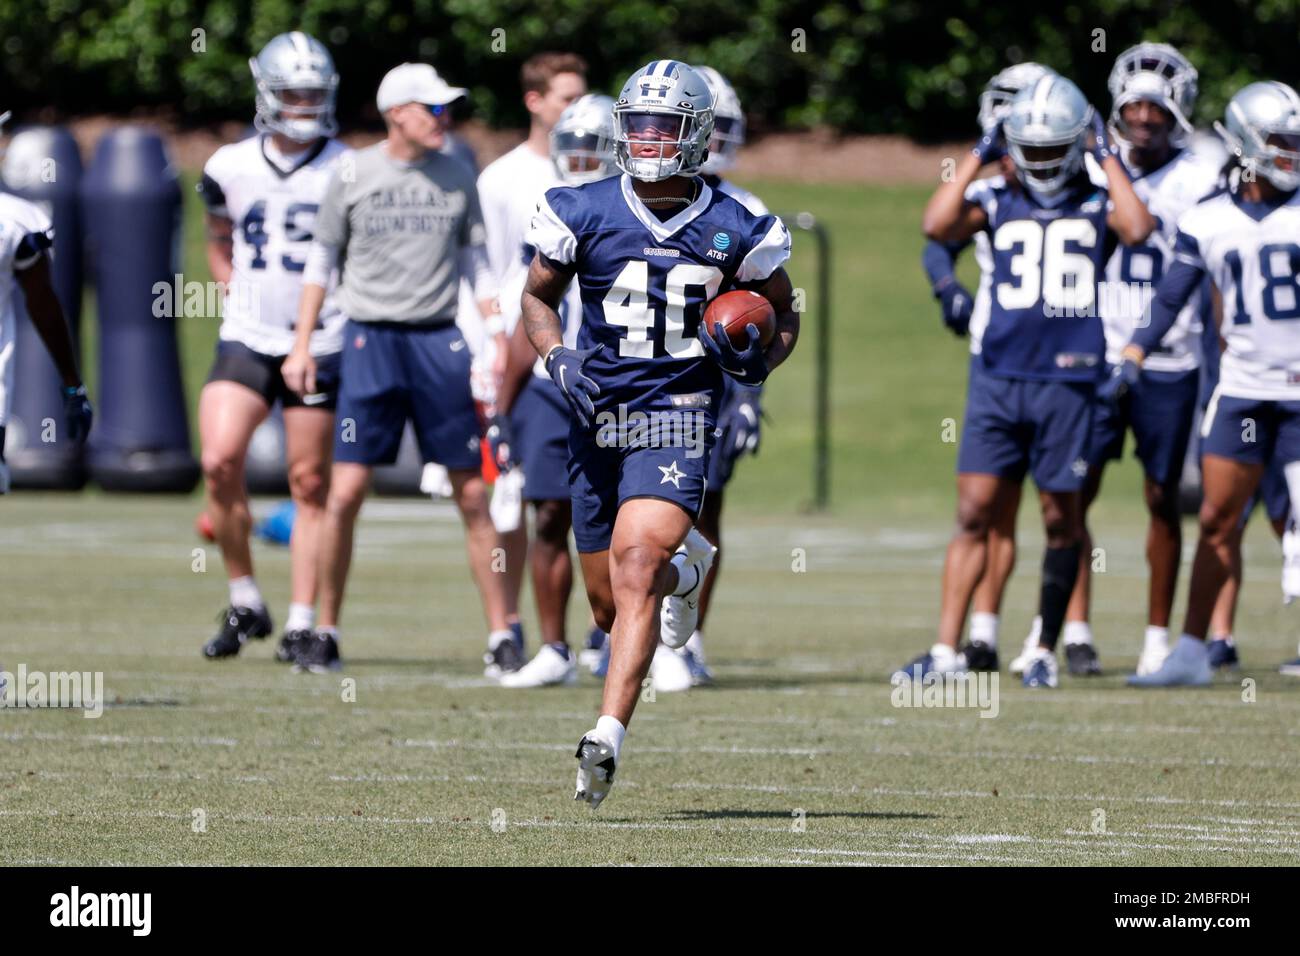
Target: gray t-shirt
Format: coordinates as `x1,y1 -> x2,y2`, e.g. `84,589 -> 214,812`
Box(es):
313,142 -> 487,322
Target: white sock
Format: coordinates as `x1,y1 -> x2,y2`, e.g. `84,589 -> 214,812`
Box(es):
487,628 -> 514,650
595,714 -> 626,759
1063,621 -> 1093,647
930,643 -> 959,666
968,612 -> 999,648
285,603 -> 315,632
317,625 -> 338,640
1144,625 -> 1170,649
1027,615 -> 1043,641
1211,633 -> 1234,645
670,555 -> 701,597
229,576 -> 264,611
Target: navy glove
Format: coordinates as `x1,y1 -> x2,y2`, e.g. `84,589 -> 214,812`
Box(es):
485,413 -> 516,472
699,323 -> 769,386
1088,108 -> 1115,164
545,346 -> 600,428
1098,358 -> 1140,404
729,391 -> 762,457
61,384 -> 93,444
936,279 -> 974,337
972,120 -> 1005,165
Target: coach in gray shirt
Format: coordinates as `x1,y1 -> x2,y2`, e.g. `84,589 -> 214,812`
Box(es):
284,62 -> 513,674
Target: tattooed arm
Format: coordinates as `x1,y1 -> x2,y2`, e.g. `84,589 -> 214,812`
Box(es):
520,252 -> 576,361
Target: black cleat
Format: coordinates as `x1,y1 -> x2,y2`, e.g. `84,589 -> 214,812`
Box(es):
294,630 -> 342,674
276,628 -> 312,664
1065,642 -> 1102,676
960,640 -> 999,672
483,637 -> 525,678
202,606 -> 272,659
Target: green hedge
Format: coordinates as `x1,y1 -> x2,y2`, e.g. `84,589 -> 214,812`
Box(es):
2,0 -> 1295,139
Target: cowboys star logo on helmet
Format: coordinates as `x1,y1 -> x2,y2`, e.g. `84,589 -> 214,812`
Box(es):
1004,74 -> 1091,196
613,60 -> 714,182
1215,80 -> 1300,192
249,31 -> 340,143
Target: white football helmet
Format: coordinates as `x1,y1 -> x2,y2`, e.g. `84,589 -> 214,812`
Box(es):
693,65 -> 745,175
1108,42 -> 1198,147
1215,81 -> 1300,192
1004,74 -> 1091,196
978,62 -> 1055,130
613,60 -> 714,181
250,31 -> 339,142
550,94 -> 616,185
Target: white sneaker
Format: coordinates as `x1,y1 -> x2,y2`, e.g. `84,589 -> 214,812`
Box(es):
498,643 -> 577,688
574,732 -> 617,809
1127,636 -> 1212,687
659,528 -> 717,649
651,642 -> 693,693
1283,527 -> 1300,604
1136,634 -> 1171,676
680,631 -> 714,686
1021,647 -> 1058,688
1009,618 -> 1042,675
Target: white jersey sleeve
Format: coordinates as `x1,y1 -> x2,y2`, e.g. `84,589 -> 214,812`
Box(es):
0,194 -> 55,427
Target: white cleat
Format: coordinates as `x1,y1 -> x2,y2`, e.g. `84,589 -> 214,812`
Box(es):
1283,527 -> 1300,604
574,732 -> 617,809
498,643 -> 578,689
659,528 -> 717,649
1127,636 -> 1212,687
650,642 -> 693,693
1009,618 -> 1042,675
1021,647 -> 1059,688
1136,637 -> 1171,676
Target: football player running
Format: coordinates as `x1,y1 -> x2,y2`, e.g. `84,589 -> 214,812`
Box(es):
195,32 -> 349,664
522,60 -> 797,807
492,92 -> 615,688
1115,81 -> 1300,685
920,62 -> 1054,669
906,73 -> 1155,689
1010,44 -> 1221,679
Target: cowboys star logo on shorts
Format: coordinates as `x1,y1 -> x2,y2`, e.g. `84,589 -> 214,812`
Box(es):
658,460 -> 685,488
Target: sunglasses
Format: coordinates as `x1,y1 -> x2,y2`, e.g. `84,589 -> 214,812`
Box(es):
422,103 -> 448,117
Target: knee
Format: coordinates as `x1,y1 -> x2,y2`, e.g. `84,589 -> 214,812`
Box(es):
454,475 -> 490,524
288,461 -> 327,510
325,479 -> 366,522
1198,500 -> 1238,544
954,499 -> 994,539
1145,482 -> 1180,524
201,450 -> 242,494
611,544 -> 670,600
533,500 -> 572,546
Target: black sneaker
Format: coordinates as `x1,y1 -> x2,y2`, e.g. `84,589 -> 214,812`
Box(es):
202,606 -> 272,659
294,631 -> 341,674
959,640 -> 999,672
1065,642 -> 1102,676
483,637 -> 525,678
276,629 -> 312,664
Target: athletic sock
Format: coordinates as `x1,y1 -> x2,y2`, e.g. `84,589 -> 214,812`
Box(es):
229,576 -> 265,611
487,628 -> 514,650
285,603 -> 315,632
1038,544 -> 1081,652
316,625 -> 338,641
595,714 -> 626,759
1062,620 -> 1093,647
548,642 -> 571,660
968,612 -> 999,648
670,555 -> 702,597
1145,625 -> 1171,649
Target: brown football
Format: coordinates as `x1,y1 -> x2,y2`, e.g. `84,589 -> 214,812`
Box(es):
702,290 -> 777,349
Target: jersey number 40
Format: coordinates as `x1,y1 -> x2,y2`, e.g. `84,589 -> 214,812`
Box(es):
603,260 -> 723,358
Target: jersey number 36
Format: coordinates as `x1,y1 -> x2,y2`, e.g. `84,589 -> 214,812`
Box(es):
995,218 -> 1097,314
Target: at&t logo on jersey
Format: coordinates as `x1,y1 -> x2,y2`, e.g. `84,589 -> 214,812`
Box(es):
706,230 -> 732,262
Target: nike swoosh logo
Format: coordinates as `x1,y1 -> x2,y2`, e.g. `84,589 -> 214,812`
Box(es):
450,340 -> 466,351
558,366 -> 568,392
302,393 -> 329,406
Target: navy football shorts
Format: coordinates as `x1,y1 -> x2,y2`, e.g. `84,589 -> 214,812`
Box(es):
333,319 -> 480,469
511,376 -> 571,503
1201,388 -> 1300,469
957,360 -> 1095,493
1089,366 -> 1199,486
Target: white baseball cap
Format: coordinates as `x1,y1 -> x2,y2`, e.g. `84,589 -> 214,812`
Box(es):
376,63 -> 467,112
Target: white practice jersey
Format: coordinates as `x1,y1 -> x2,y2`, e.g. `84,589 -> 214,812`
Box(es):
1100,147 -> 1220,372
199,135 -> 349,357
1176,188 -> 1300,400
0,193 -> 54,426
456,143 -> 558,355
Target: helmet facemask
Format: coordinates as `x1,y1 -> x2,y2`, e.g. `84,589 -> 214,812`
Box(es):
249,34 -> 339,144
614,108 -> 711,182
1215,83 -> 1300,193
1108,44 -> 1197,149
552,128 -> 616,185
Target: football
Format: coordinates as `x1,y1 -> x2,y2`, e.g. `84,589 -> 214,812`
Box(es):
702,289 -> 777,349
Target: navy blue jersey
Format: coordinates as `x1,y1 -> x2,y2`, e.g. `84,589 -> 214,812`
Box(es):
965,171 -> 1111,382
527,174 -> 790,407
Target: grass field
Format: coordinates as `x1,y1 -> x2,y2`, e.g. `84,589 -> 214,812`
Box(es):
5,180 -> 1300,866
